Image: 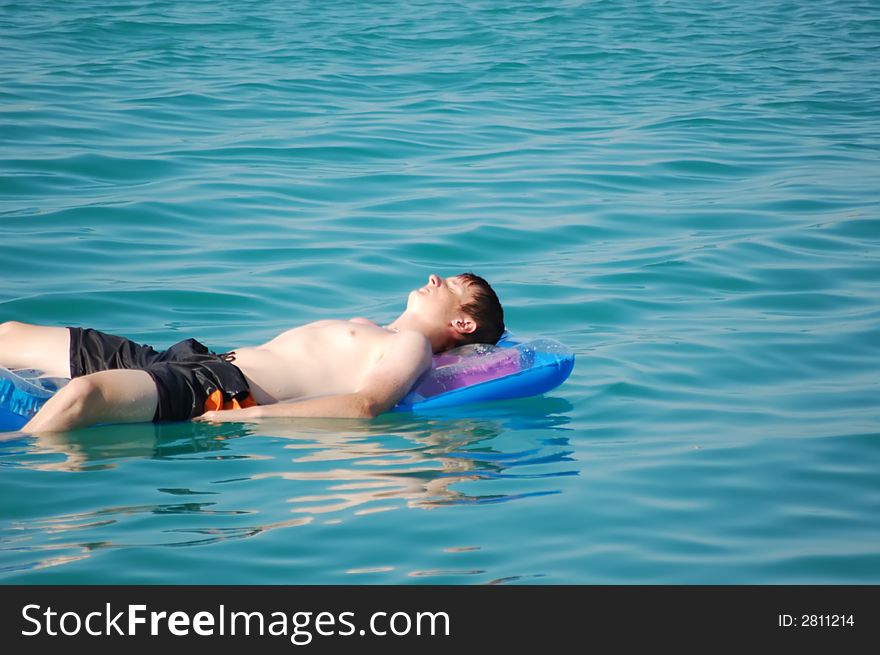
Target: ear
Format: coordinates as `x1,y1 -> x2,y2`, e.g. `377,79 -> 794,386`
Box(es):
451,316 -> 476,336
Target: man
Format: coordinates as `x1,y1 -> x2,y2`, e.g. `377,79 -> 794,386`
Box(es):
0,273 -> 504,433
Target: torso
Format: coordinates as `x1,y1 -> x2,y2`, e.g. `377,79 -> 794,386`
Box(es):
228,319 -> 405,405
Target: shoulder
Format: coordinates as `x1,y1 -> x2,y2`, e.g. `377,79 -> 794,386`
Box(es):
379,329 -> 432,370
387,329 -> 431,356
357,329 -> 432,413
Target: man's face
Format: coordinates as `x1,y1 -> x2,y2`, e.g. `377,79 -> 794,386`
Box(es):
407,274 -> 473,324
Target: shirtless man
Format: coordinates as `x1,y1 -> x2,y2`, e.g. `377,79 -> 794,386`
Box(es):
0,273 -> 504,433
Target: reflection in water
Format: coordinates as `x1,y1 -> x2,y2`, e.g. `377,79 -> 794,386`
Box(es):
255,399 -> 577,515
0,421 -> 248,472
0,398 -> 577,576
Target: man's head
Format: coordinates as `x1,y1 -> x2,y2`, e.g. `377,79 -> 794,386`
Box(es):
403,272 -> 505,351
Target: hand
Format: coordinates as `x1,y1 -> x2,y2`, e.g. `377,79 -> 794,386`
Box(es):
193,408 -> 254,423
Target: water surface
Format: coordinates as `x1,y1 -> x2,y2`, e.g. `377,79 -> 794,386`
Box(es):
1,0 -> 878,583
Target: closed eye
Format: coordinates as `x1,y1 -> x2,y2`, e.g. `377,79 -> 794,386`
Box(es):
449,277 -> 467,297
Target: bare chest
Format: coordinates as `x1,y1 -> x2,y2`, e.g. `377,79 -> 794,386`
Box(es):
231,321 -> 390,402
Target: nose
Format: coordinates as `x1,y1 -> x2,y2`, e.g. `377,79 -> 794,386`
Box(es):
428,274 -> 441,288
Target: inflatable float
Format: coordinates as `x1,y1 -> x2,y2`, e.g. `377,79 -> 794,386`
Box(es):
0,333 -> 574,430
0,367 -> 66,431
392,332 -> 574,412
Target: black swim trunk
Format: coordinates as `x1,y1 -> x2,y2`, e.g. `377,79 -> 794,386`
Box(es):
68,327 -> 253,422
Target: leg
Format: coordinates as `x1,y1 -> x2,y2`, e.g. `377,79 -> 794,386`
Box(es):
0,321 -> 71,378
22,369 -> 158,433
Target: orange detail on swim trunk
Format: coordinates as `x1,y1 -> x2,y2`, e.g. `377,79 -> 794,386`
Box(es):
203,389 -> 259,413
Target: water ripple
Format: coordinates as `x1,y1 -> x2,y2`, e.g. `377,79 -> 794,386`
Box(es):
2,0 -> 879,583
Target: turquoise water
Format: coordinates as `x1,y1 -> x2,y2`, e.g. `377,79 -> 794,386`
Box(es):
1,0 -> 879,584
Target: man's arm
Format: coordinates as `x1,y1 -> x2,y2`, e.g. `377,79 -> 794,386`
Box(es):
195,331 -> 432,422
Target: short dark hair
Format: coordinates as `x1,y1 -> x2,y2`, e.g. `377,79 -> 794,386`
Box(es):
456,272 -> 505,346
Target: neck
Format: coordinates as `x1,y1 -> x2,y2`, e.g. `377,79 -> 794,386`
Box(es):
385,313 -> 451,353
